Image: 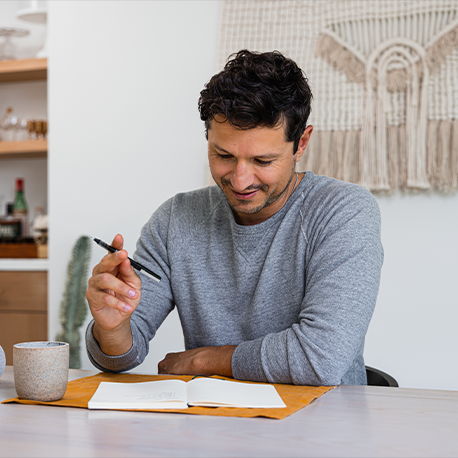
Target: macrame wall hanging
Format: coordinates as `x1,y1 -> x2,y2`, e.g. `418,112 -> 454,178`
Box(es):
217,0 -> 458,193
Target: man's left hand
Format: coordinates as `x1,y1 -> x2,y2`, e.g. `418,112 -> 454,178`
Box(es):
158,345 -> 236,378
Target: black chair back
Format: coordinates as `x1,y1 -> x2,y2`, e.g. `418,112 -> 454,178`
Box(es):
366,366 -> 399,387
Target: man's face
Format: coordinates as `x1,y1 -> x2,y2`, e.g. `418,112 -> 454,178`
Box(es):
208,117 -> 312,226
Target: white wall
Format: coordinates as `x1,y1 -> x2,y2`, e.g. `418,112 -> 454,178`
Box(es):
366,193 -> 458,391
48,0 -> 219,373
43,1 -> 458,389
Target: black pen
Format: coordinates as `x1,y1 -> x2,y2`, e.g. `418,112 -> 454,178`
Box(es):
91,236 -> 161,283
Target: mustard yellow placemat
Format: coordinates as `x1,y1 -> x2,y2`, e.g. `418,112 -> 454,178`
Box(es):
2,373 -> 334,420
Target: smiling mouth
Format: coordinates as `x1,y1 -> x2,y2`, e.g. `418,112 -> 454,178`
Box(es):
231,189 -> 259,200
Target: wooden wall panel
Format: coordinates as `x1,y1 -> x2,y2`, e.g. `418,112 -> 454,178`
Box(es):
0,271 -> 47,312
0,312 -> 48,365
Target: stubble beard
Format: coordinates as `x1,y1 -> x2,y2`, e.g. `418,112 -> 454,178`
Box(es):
213,166 -> 297,216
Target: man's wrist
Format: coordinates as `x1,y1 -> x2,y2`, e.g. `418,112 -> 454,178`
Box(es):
93,320 -> 133,356
208,345 -> 236,378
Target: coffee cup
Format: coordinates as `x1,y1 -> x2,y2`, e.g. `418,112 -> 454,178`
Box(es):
13,341 -> 69,402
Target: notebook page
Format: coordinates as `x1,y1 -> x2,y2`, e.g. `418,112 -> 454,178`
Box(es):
186,378 -> 286,408
88,380 -> 188,410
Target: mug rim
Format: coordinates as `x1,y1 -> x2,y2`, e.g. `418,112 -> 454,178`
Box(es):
14,341 -> 69,349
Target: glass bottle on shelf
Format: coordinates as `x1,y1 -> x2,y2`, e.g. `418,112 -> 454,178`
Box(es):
0,203 -> 22,238
35,120 -> 43,139
0,107 -> 16,142
0,107 -> 29,141
12,178 -> 29,237
27,119 -> 36,140
31,206 -> 46,240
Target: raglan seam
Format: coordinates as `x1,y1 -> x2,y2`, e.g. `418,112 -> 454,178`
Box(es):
299,191 -> 309,244
168,193 -> 227,258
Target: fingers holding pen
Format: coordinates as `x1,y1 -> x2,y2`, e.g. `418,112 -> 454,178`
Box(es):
92,247 -> 128,277
100,289 -> 135,315
91,271 -> 138,300
86,234 -> 143,333
90,235 -> 143,289
90,234 -> 125,275
87,272 -> 139,312
110,235 -> 142,288
111,233 -> 124,251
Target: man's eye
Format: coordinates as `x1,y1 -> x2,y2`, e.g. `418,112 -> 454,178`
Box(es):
256,159 -> 272,166
217,153 -> 232,160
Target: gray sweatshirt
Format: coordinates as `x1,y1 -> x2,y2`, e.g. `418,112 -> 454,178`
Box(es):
86,172 -> 383,385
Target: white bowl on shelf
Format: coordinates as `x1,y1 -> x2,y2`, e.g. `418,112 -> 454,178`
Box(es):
16,4 -> 47,58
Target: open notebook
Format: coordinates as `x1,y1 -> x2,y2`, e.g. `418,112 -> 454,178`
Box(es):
88,377 -> 286,410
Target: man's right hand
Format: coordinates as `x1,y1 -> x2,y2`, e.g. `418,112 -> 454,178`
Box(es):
86,234 -> 141,355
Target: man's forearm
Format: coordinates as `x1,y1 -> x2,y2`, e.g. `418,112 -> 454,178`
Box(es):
92,320 -> 133,356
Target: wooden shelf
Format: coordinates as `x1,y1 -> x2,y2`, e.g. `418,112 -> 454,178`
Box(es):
0,139 -> 47,158
0,58 -> 47,83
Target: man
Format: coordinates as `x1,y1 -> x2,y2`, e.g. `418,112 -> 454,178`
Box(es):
86,50 -> 383,386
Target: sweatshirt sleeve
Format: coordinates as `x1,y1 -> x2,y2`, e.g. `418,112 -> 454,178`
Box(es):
231,184 -> 383,386
85,198 -> 176,373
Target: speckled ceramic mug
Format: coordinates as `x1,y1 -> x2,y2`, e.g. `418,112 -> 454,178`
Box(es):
13,341 -> 69,402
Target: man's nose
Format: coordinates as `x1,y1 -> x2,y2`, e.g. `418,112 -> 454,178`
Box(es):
231,162 -> 254,191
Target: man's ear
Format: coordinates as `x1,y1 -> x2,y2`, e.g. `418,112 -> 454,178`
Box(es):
295,125 -> 313,162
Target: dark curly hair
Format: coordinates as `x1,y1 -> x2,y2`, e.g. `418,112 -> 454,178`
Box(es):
198,50 -> 312,154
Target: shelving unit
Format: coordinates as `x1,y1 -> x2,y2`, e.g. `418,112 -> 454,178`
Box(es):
0,58 -> 49,356
0,58 -> 48,160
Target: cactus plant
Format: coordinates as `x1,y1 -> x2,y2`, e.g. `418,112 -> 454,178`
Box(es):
56,236 -> 92,369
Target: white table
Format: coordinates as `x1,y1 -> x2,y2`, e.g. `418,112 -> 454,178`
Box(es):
0,366 -> 457,457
